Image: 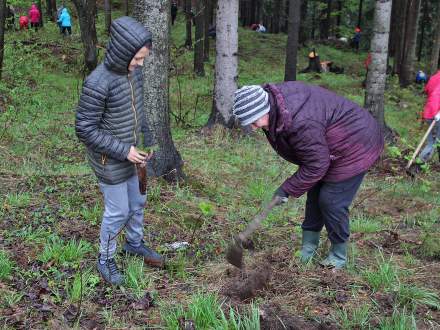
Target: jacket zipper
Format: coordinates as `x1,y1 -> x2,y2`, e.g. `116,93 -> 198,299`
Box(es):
127,74 -> 138,146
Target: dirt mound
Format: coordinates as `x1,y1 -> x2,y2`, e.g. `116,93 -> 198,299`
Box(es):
222,265 -> 271,300
260,304 -> 337,330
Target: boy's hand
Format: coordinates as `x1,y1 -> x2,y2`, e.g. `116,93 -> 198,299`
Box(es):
435,112 -> 440,122
127,146 -> 147,164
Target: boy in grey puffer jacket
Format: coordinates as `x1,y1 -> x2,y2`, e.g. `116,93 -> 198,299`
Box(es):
75,16 -> 164,285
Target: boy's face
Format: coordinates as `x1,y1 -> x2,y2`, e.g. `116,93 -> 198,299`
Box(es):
128,46 -> 150,72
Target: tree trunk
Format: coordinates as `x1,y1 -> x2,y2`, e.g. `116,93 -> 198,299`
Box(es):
104,0 -> 112,34
51,0 -> 57,21
203,0 -> 210,61
46,0 -> 52,20
273,0 -> 282,33
134,0 -> 184,180
357,0 -> 363,28
72,0 -> 98,73
319,0 -> 331,39
417,0 -> 427,62
311,0 -> 316,39
185,0 -> 192,48
125,0 -> 130,16
392,0 -> 407,75
335,0 -> 342,37
326,0 -> 332,37
399,0 -> 421,87
429,2 -> 440,76
364,0 -> 392,141
284,0 -> 301,81
194,0 -> 205,75
0,0 -> 6,80
37,0 -> 44,27
298,0 -> 308,43
206,0 -> 238,128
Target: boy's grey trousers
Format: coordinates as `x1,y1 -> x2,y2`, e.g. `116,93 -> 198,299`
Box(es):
98,175 -> 146,261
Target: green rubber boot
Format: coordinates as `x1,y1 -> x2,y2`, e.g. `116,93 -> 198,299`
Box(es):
300,230 -> 320,263
320,242 -> 347,269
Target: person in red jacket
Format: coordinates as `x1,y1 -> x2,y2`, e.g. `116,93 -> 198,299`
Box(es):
419,71 -> 440,162
19,15 -> 29,30
28,4 -> 41,31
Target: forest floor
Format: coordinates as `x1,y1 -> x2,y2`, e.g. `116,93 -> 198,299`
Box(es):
1,11 -> 440,330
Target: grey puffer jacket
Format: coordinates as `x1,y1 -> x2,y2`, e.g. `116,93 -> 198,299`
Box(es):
75,16 -> 153,185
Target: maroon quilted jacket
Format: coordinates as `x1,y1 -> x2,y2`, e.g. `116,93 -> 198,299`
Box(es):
263,81 -> 384,198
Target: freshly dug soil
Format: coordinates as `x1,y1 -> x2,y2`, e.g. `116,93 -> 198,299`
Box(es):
223,265 -> 271,300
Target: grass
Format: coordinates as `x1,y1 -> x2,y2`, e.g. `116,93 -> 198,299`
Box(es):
379,308 -> 417,330
65,268 -> 100,303
161,292 -> 260,330
362,255 -> 398,292
38,235 -> 93,267
0,8 -> 439,329
0,250 -> 14,280
350,215 -> 383,233
124,257 -> 153,299
334,305 -> 371,330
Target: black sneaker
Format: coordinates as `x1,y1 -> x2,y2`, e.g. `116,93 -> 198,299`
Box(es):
97,257 -> 123,285
122,242 -> 165,268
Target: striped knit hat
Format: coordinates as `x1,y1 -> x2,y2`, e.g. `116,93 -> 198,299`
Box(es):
232,85 -> 270,126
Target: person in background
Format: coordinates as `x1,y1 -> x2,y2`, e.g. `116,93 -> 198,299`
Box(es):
75,17 -> 164,285
19,15 -> 29,30
57,7 -> 72,36
419,70 -> 440,163
352,26 -> 361,52
256,22 -> 266,33
171,1 -> 178,26
232,83 -> 383,269
28,4 -> 41,31
416,70 -> 427,84
57,3 -> 65,33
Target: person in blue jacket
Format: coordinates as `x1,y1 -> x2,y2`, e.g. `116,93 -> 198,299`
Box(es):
57,7 -> 72,36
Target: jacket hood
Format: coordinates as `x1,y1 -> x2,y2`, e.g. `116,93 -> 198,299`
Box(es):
61,8 -> 68,14
104,16 -> 152,74
31,4 -> 37,9
264,82 -> 310,141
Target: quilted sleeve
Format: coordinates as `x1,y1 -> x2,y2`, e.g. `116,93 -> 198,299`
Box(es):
75,82 -> 131,161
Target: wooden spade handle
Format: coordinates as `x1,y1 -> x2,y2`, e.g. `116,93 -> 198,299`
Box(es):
238,196 -> 281,242
406,119 -> 437,169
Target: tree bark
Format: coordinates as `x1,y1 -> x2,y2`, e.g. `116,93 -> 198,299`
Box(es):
298,0 -> 308,45
203,0 -> 211,61
335,0 -> 342,37
46,0 -> 52,20
399,0 -> 421,87
37,0 -> 44,27
284,0 -> 301,81
273,0 -> 282,33
392,0 -> 407,75
0,0 -> 6,80
185,0 -> 192,48
125,0 -> 130,16
417,0 -> 427,62
319,0 -> 331,39
206,0 -> 238,128
429,2 -> 440,76
72,0 -> 98,73
104,0 -> 112,34
365,0 -> 392,141
51,0 -> 57,21
134,0 -> 184,180
194,0 -> 205,75
357,0 -> 363,28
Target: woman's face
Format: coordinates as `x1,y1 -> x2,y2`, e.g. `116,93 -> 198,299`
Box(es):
250,114 -> 269,131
